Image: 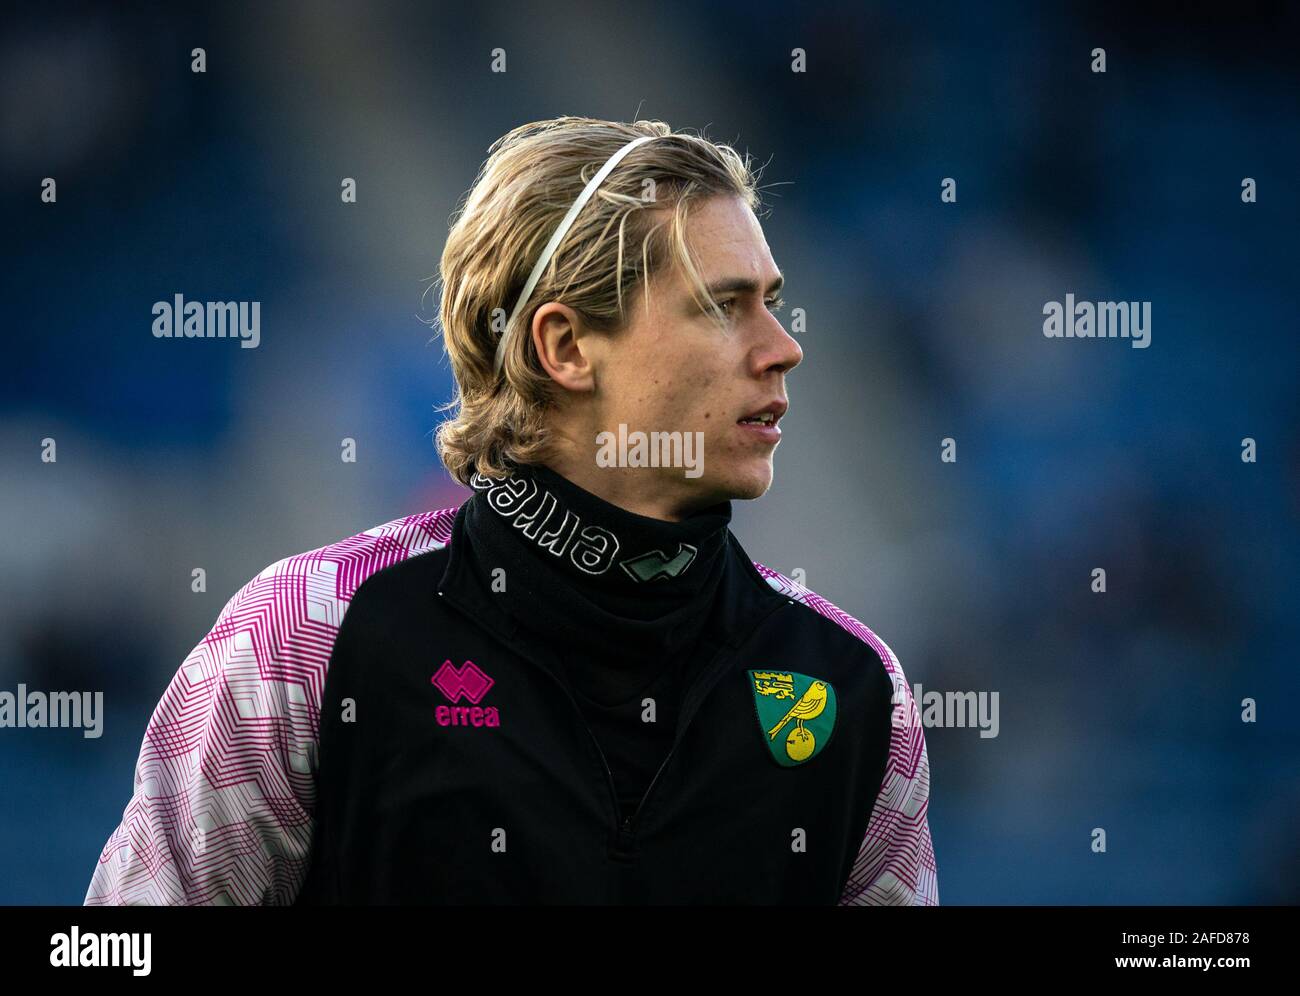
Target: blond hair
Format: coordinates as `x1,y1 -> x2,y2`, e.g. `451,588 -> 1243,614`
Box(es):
431,116 -> 761,485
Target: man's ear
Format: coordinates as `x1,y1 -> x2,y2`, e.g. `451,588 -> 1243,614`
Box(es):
531,302 -> 596,392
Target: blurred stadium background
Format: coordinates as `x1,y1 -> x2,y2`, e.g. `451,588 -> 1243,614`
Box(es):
2,0 -> 1297,903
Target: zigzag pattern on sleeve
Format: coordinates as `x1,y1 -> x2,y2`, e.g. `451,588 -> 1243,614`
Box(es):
85,508 -> 459,906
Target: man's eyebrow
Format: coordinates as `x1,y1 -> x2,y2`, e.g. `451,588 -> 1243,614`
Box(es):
701,273 -> 785,297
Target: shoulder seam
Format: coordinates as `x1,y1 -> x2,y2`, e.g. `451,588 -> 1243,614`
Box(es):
750,561 -> 900,678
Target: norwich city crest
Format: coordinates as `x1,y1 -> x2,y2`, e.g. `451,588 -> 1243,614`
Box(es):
748,669 -> 838,767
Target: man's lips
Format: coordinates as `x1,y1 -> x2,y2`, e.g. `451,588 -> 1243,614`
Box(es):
736,400 -> 788,427
736,400 -> 787,443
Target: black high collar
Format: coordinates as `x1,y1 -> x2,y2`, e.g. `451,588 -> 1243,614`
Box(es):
466,463 -> 731,612
454,463 -> 733,673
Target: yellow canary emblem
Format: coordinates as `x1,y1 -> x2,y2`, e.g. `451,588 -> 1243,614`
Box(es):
749,670 -> 838,766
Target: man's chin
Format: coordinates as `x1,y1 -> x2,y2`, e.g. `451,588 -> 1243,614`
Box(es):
707,462 -> 774,502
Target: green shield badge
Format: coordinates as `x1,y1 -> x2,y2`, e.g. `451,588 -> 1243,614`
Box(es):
748,669 -> 838,767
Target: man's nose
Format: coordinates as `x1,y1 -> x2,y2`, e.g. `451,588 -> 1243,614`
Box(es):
756,311 -> 802,374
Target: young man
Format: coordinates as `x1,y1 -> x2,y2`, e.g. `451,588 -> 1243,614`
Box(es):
85,117 -> 938,905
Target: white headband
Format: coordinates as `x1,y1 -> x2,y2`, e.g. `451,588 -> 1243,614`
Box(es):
494,133 -> 657,375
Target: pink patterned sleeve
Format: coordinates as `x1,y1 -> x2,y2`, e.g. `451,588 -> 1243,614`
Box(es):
84,563 -> 319,904
84,511 -> 455,905
836,638 -> 938,906
754,564 -> 939,906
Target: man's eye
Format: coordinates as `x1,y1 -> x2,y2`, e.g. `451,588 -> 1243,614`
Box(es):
709,297 -> 784,318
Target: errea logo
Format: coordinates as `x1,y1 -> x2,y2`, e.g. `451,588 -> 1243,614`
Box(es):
431,660 -> 500,728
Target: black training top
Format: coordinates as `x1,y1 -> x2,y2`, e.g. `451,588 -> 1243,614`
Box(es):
84,465 -> 938,905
